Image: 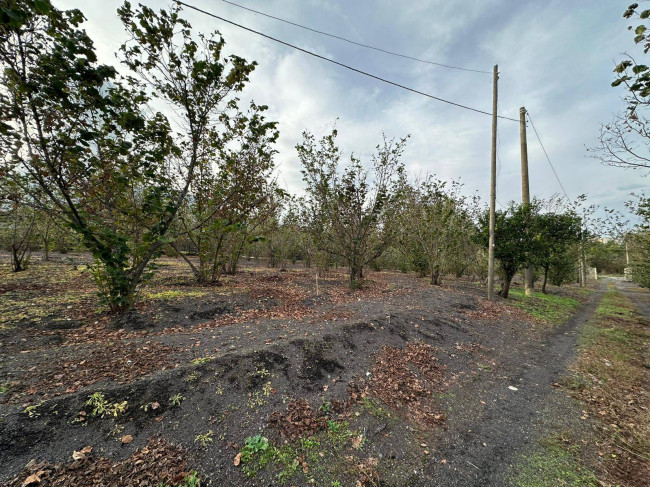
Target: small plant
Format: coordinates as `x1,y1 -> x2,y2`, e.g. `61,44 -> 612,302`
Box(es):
157,470 -> 200,487
23,404 -> 40,418
319,401 -> 332,415
331,482 -> 342,487
247,381 -> 273,409
255,366 -> 270,378
195,430 -> 214,447
192,357 -> 210,365
141,401 -> 160,413
185,371 -> 200,383
86,392 -> 128,418
169,393 -> 185,407
240,435 -> 270,463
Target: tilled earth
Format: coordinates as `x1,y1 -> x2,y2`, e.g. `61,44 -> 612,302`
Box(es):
0,257 -> 599,486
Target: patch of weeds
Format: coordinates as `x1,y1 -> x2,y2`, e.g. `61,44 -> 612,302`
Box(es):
157,470 -> 200,487
239,421 -> 361,484
510,434 -> 597,486
192,356 -> 211,365
359,397 -> 390,420
0,383 -> 10,395
507,288 -> 581,325
185,371 -> 200,383
169,393 -> 185,408
215,382 -> 224,395
86,393 -> 128,418
23,403 -> 42,418
145,290 -> 210,301
247,381 -> 273,409
194,430 -> 214,447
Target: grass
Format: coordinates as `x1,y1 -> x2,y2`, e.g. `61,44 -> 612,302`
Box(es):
511,434 -> 597,487
507,287 -> 583,324
143,289 -> 212,301
239,420 -> 362,484
567,288 -> 650,485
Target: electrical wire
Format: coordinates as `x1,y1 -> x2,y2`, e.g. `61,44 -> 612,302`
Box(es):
213,0 -> 491,74
526,112 -> 572,202
175,1 -> 519,122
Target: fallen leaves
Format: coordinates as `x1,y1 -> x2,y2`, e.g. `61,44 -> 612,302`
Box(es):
269,399 -> 327,440
233,452 -> 242,466
121,435 -> 133,444
7,342 -> 176,403
355,342 -> 446,427
7,437 -> 189,487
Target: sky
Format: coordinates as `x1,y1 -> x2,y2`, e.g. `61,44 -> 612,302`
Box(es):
54,0 -> 649,217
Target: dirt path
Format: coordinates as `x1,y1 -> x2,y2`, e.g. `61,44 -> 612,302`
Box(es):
422,281 -> 607,486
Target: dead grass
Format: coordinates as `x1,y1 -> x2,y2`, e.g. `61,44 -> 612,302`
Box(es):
568,289 -> 650,486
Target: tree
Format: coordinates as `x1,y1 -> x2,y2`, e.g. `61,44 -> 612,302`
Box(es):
171,104 -> 280,283
589,4 -> 650,171
0,1 -> 257,312
627,196 -> 650,286
0,175 -> 37,271
533,212 -> 581,293
477,203 -> 537,298
298,129 -> 406,289
398,177 -> 476,285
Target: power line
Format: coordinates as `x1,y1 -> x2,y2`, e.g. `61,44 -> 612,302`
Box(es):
175,1 -> 519,122
214,0 -> 491,74
526,112 -> 571,202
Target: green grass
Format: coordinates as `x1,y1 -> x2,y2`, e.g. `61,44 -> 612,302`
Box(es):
143,289 -> 212,301
239,420 -> 360,484
507,288 -> 582,324
511,435 -> 597,487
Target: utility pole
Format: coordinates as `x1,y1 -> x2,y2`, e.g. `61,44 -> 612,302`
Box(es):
487,65 -> 498,301
520,107 -> 534,296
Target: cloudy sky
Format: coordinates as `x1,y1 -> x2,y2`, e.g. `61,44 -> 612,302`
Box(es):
55,0 -> 648,216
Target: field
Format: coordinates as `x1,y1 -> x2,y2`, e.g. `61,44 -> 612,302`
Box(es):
0,255 -> 647,487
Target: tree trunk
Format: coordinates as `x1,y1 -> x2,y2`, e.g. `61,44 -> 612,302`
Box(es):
349,264 -> 363,289
11,245 -> 24,272
542,266 -> 549,294
430,266 -> 441,285
170,242 -> 204,283
498,273 -> 514,299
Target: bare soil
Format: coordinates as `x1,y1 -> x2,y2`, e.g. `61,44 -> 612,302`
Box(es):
0,256 -> 599,486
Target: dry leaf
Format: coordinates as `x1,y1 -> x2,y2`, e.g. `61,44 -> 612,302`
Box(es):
22,471 -> 45,486
71,446 -> 92,461
121,435 -> 133,444
233,452 -> 242,466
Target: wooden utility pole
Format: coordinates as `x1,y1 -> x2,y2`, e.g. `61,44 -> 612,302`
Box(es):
487,65 -> 498,301
520,107 -> 534,296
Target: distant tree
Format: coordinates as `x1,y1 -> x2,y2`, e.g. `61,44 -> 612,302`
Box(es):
533,212 -> 581,293
398,177 -> 476,285
0,175 -> 37,271
588,239 -> 627,275
170,104 -> 280,283
476,203 -> 538,298
298,129 -> 406,289
627,196 -> 650,287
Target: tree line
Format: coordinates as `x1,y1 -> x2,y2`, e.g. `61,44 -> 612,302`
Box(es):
0,1 -> 641,314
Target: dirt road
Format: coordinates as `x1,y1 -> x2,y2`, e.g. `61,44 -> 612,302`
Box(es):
423,280 -> 606,486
